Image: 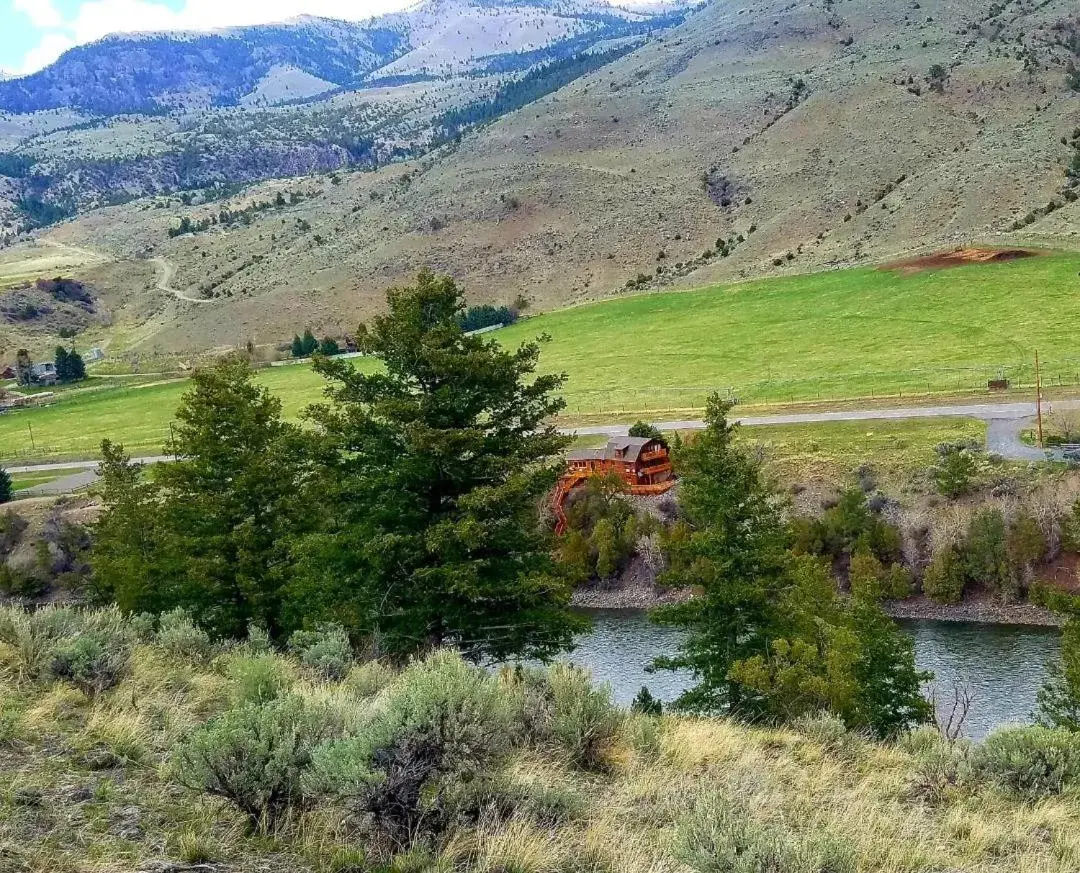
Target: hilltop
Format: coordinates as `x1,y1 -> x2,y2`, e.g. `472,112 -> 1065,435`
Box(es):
1,0 -> 1079,355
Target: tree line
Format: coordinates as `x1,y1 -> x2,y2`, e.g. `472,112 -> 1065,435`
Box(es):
92,272 -> 940,737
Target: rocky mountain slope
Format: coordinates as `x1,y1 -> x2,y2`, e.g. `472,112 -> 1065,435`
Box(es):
7,0 -> 1080,355
0,0 -> 687,237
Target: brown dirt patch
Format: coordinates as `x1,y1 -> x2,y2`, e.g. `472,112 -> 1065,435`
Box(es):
882,247 -> 1045,275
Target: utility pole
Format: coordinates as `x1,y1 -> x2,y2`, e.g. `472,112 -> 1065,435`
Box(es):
1035,350 -> 1044,449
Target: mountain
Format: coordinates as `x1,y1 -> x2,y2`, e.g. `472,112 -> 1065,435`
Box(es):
0,1 -> 671,116
5,0 -> 1080,355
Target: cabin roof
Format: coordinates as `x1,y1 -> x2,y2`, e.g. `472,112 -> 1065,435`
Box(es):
567,436 -> 658,463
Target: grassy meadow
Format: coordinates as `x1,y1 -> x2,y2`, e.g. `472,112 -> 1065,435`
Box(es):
498,250 -> 1080,413
0,362 -> 377,462
3,605 -> 1080,873
3,251 -> 1078,461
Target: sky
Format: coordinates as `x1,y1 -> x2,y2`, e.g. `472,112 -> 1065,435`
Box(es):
0,0 -> 419,75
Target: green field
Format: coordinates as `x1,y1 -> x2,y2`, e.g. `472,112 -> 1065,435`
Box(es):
0,362 -> 377,462
498,251 -> 1080,413
2,252 -> 1078,462
9,468 -> 90,491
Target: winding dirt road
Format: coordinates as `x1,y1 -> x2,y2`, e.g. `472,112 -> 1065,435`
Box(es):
151,256 -> 215,304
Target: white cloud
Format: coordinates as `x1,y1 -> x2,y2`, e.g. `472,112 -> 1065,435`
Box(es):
19,32 -> 76,73
14,0 -> 64,29
15,0 -> 417,74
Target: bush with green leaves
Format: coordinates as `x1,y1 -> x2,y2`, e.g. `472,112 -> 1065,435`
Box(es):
934,443 -> 978,498
156,608 -> 214,660
631,685 -> 663,716
882,563 -> 912,599
288,623 -> 353,681
172,694 -> 335,830
848,547 -> 884,600
964,508 -> 1009,598
0,604 -> 135,692
506,662 -> 622,770
922,545 -> 966,604
305,650 -> 514,847
791,488 -> 902,566
972,726 -> 1080,798
224,653 -> 292,705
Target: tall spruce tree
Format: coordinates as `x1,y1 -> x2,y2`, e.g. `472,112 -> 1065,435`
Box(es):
91,356 -> 305,638
654,395 -> 931,736
288,271 -> 584,662
651,395 -> 791,713
0,467 -> 12,504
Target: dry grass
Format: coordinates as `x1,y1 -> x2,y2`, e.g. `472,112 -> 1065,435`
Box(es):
3,625 -> 1080,872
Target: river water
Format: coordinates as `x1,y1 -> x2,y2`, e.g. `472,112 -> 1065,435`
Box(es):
567,609 -> 1061,739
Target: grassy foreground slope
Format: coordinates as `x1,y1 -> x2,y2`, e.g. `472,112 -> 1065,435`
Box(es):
2,606 -> 1080,873
499,251 -> 1080,413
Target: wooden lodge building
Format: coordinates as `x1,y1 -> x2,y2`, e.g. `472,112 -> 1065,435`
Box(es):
565,436 -> 673,489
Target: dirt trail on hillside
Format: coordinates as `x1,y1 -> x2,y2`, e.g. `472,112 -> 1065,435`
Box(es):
151,257 -> 215,304
883,247 -> 1045,275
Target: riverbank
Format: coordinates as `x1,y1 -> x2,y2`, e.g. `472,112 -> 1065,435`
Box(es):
573,583 -> 1064,627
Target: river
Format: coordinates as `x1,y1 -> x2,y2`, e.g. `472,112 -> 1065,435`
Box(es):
567,609 -> 1062,739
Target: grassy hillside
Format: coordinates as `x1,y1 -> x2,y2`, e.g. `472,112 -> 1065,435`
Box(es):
2,605 -> 1080,873
3,250 -> 1078,461
500,249 -> 1080,413
29,0 -> 1080,353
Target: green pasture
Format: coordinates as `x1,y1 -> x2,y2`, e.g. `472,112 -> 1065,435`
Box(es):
498,250 -> 1080,413
739,417 -> 987,483
0,362 -> 376,462
1,251 -> 1078,462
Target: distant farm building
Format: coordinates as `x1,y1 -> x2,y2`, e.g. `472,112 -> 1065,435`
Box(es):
30,362 -> 57,386
553,436 -> 675,534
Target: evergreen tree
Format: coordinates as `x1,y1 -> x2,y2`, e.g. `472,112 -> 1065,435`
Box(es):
91,357 -> 305,638
628,420 -> 665,444
289,271 -> 584,662
651,395 -> 791,714
15,349 -> 31,386
54,346 -> 70,381
67,349 -> 86,382
291,335 -> 304,358
0,467 -> 12,504
301,329 -> 318,357
653,395 -> 932,736
318,337 -> 340,356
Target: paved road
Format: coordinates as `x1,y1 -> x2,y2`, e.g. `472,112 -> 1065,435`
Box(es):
2,399 -> 1070,484
17,469 -> 102,497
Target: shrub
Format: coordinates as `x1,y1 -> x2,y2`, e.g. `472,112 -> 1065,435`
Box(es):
0,605 -> 135,692
934,445 -> 977,497
507,663 -> 622,770
305,650 -> 513,847
631,685 -> 663,715
848,547 -> 884,600
922,545 -> 966,604
882,563 -> 912,599
288,624 -> 353,681
156,608 -> 214,661
225,653 -> 292,705
964,508 -> 1009,598
343,660 -> 396,698
172,694 -> 334,830
972,726 -> 1080,798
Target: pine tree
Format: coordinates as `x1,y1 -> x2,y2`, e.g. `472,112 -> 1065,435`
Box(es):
651,395 -> 791,714
300,329 -> 318,357
54,347 -> 70,382
91,357 -> 305,638
0,467 -> 12,504
67,349 -> 86,381
289,271 -> 585,662
291,335 -> 304,358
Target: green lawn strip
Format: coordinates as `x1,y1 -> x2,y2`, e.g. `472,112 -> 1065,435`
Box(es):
498,251 -> 1080,413
9,467 -> 90,491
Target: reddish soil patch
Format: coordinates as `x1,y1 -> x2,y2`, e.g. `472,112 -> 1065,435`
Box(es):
882,247 -> 1045,275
